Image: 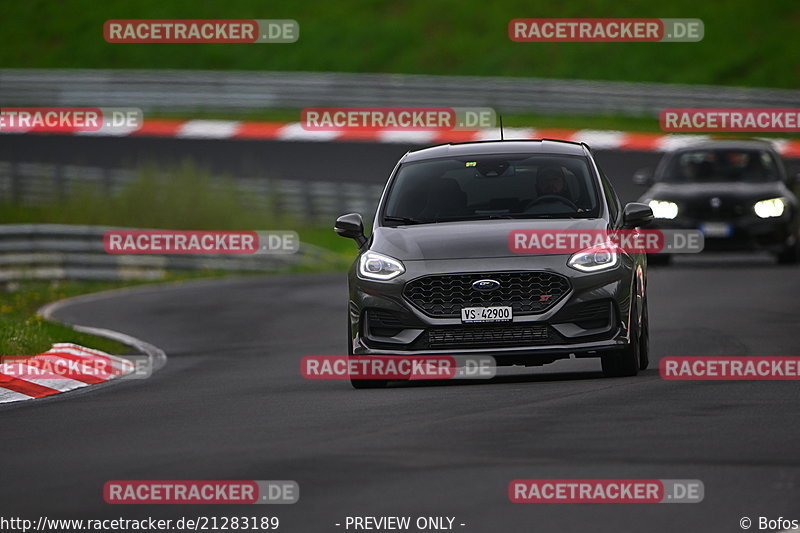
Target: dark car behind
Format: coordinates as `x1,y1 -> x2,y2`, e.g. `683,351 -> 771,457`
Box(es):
635,140 -> 799,263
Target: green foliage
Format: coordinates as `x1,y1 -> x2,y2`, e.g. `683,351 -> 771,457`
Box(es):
0,0 -> 797,88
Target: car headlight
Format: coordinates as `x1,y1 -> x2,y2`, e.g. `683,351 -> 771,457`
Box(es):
568,243 -> 621,273
754,197 -> 785,218
358,251 -> 405,280
648,200 -> 679,219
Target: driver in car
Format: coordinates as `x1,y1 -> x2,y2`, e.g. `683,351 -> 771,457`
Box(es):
537,166 -> 568,197
532,166 -> 585,212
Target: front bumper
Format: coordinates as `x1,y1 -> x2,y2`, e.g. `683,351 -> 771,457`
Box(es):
651,213 -> 796,252
348,255 -> 636,366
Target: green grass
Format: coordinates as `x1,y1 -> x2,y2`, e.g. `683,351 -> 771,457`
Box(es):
0,280 -> 134,355
1,0 -> 798,89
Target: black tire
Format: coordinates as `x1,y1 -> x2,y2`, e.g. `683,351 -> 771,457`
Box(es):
602,298 -> 641,378
638,296 -> 650,370
347,315 -> 389,389
350,374 -> 390,389
776,242 -> 800,265
647,253 -> 671,266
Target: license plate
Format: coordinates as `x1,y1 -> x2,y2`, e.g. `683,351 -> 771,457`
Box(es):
461,306 -> 512,323
699,222 -> 732,238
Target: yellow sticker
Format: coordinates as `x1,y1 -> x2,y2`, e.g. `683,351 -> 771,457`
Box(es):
465,162 -> 477,167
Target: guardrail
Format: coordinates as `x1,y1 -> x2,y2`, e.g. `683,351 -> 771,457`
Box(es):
0,224 -> 347,282
2,69 -> 798,117
0,161 -> 383,224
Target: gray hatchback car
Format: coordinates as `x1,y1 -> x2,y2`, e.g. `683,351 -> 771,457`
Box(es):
335,139 -> 654,388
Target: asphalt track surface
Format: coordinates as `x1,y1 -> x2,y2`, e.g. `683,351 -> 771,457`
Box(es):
1,136 -> 800,531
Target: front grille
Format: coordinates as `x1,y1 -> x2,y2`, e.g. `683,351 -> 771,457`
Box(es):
403,271 -> 570,317
427,324 -> 553,348
682,198 -> 747,219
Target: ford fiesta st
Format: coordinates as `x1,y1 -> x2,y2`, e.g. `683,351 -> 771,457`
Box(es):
335,140 -> 654,388
635,140 -> 800,264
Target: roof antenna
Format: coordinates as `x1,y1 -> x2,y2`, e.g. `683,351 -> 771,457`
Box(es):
499,114 -> 504,141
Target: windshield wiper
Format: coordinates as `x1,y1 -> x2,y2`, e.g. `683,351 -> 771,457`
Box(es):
383,215 -> 428,225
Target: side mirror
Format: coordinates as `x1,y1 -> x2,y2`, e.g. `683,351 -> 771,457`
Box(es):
334,213 -> 367,247
622,202 -> 654,229
633,168 -> 653,186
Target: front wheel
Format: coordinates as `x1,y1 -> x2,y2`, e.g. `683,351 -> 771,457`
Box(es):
776,242 -> 800,265
602,299 -> 643,378
647,253 -> 671,266
638,296 -> 650,370
350,373 -> 390,389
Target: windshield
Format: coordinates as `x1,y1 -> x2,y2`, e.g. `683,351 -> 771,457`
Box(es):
662,149 -> 781,183
382,154 -> 600,225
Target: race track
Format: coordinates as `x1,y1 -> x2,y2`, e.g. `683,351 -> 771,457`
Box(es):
1,261 -> 799,531
1,138 -> 799,531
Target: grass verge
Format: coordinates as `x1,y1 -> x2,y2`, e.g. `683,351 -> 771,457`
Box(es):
1,0 -> 798,89
2,279 -> 140,356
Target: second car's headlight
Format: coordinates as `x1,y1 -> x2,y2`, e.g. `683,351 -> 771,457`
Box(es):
648,200 -> 679,219
754,197 -> 785,218
358,251 -> 405,280
567,243 -> 620,273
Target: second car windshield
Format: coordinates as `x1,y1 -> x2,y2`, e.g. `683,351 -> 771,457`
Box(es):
382,154 -> 600,224
663,149 -> 781,183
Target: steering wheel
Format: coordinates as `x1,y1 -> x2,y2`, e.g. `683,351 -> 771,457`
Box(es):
522,195 -> 578,212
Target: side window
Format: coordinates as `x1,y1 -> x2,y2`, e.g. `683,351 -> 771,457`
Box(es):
598,167 -> 621,223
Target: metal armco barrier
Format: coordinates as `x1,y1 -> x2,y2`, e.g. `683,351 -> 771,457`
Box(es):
0,225 -> 346,282
0,161 -> 384,224
1,69 -> 797,117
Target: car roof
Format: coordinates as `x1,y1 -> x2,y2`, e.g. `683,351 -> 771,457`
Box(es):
401,139 -> 589,162
667,139 -> 779,153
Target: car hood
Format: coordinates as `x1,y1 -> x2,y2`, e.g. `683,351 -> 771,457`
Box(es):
641,181 -> 787,203
370,218 -> 609,261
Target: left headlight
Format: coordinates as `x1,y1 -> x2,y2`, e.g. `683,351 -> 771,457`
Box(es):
358,251 -> 405,280
567,243 -> 621,273
754,197 -> 786,218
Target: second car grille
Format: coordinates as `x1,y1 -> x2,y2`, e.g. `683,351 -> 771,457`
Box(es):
403,271 -> 570,317
682,197 -> 747,219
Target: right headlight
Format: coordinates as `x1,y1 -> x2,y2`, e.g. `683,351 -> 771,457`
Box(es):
648,200 -> 679,219
358,251 -> 405,281
754,197 -> 786,218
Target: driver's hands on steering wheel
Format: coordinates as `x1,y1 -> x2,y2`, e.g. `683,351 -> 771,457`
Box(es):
521,194 -> 579,212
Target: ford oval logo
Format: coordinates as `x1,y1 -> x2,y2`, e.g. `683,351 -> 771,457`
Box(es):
472,279 -> 501,292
